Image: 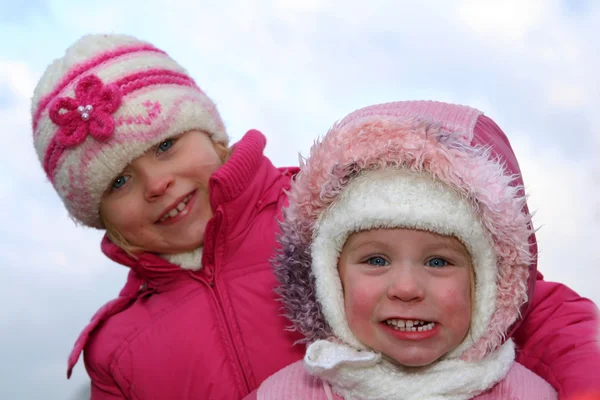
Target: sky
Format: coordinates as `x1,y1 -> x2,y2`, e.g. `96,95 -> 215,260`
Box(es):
0,0 -> 598,398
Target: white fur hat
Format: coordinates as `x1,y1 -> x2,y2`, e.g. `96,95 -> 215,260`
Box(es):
312,168 -> 497,358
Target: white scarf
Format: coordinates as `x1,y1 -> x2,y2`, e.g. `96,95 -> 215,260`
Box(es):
304,339 -> 515,400
162,247 -> 203,270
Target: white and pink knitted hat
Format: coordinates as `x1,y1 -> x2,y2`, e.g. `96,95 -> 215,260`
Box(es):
31,34 -> 228,228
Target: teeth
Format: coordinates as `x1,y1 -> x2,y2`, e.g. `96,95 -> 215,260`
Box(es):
160,194 -> 193,222
385,319 -> 435,332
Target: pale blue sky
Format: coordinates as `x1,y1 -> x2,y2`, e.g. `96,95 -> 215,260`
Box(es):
1,1 -> 598,399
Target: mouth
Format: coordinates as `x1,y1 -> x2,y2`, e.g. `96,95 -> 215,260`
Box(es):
383,318 -> 436,332
157,191 -> 195,223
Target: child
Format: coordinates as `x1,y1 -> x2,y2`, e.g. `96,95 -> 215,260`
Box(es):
31,33 -> 304,399
32,33 -> 598,398
248,101 -> 597,399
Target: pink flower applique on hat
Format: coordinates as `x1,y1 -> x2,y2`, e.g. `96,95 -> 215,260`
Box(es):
49,75 -> 122,148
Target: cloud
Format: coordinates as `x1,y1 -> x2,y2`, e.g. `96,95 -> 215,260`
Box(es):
511,134 -> 600,301
457,0 -> 547,44
0,1 -> 598,398
546,81 -> 587,109
0,61 -> 36,99
0,0 -> 51,24
0,56 -> 127,399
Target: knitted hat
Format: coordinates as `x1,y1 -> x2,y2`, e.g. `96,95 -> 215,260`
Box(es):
275,101 -> 536,362
31,34 -> 228,228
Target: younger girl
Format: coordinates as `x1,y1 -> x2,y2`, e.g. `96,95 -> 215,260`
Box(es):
249,101 -> 561,399
31,33 -> 303,399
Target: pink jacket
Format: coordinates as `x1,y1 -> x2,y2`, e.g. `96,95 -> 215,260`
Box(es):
246,360 -> 558,400
67,130 -> 304,399
66,130 -> 600,399
514,276 -> 600,399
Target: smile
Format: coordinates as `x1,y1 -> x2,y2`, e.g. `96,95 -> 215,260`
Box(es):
158,193 -> 194,222
384,319 -> 436,332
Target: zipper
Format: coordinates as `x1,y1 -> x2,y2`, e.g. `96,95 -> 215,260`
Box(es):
201,209 -> 252,394
204,271 -> 251,394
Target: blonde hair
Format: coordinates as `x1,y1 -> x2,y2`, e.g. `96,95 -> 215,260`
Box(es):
102,215 -> 143,257
212,141 -> 232,163
100,138 -> 233,256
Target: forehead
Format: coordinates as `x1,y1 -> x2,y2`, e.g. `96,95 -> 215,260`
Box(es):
344,228 -> 469,253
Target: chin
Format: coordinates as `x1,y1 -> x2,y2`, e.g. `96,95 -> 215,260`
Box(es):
187,226 -> 206,245
155,238 -> 203,255
385,353 -> 441,368
171,229 -> 205,252
178,240 -> 204,253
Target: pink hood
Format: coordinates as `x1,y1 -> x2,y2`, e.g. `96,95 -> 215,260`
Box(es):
274,101 -> 538,361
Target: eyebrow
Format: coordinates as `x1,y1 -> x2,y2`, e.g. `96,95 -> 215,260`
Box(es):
344,235 -> 470,258
343,239 -> 390,257
428,236 -> 470,255
419,240 -> 472,266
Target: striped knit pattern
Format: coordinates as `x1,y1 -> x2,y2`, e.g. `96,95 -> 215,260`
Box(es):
31,34 -> 227,228
335,100 -> 482,143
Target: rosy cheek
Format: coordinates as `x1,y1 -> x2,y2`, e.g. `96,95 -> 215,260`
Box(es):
344,280 -> 377,337
442,284 -> 471,337
444,286 -> 462,302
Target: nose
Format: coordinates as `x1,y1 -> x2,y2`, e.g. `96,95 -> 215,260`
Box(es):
143,169 -> 174,201
387,265 -> 425,303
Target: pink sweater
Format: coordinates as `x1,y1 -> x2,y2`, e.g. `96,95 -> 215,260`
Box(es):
247,360 -> 558,400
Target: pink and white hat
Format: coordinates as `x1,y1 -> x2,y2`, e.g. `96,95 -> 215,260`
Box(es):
275,101 -> 537,362
31,34 -> 228,228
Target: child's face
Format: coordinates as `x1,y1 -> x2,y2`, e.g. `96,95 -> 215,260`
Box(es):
99,130 -> 224,254
338,228 -> 472,367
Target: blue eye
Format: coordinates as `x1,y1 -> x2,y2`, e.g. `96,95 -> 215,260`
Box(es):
157,139 -> 174,153
366,256 -> 389,267
426,258 -> 448,268
111,175 -> 130,190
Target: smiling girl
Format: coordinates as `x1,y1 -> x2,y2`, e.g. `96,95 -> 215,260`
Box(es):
248,101 -> 560,399
31,34 -> 304,399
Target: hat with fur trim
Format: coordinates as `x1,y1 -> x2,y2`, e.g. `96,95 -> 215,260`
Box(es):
275,101 -> 537,362
31,34 -> 227,228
